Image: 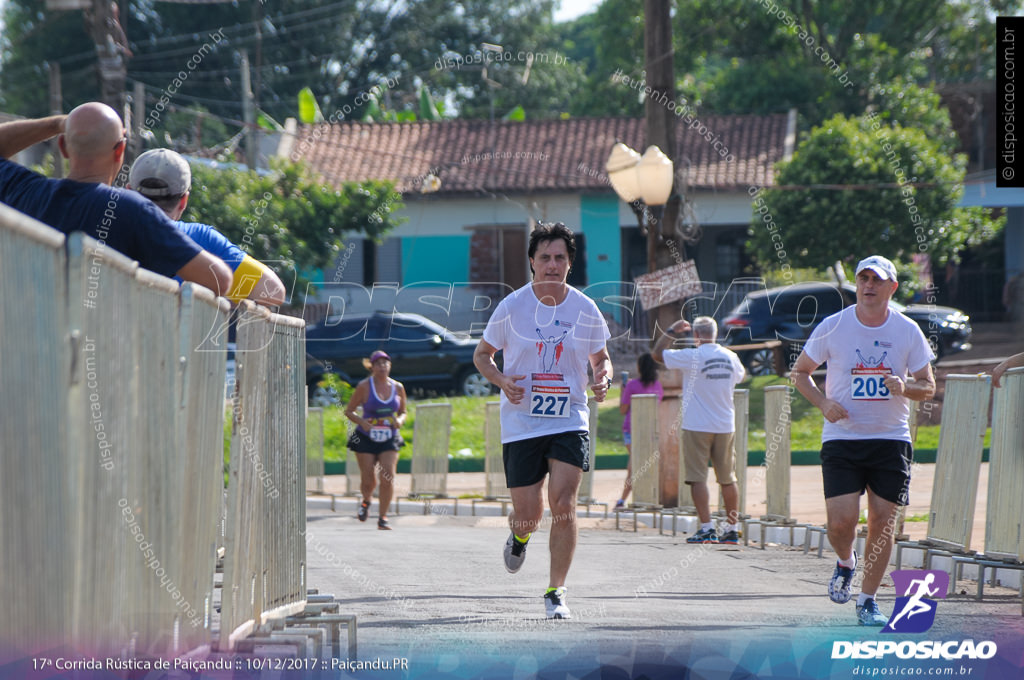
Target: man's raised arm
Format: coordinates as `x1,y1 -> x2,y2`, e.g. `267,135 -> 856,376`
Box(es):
0,115 -> 66,159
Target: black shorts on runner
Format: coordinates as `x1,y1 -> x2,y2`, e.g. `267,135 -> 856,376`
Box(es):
348,429 -> 405,455
820,438 -> 913,505
502,431 -> 590,488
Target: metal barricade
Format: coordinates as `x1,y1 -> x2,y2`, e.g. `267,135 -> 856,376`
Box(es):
129,267 -> 190,655
716,389 -> 750,518
471,402 -> 510,516
263,311 -> 308,622
306,407 -> 326,495
220,303 -> 308,650
629,394 -> 660,506
221,303 -> 270,649
895,375 -> 991,569
744,385 -> 796,548
985,367 -> 1024,561
763,385 -> 792,521
345,423 -> 363,497
950,368 -> 1024,603
577,398 -> 607,517
0,206 -> 70,652
65,233 -> 138,655
2,206 -> 306,658
617,394 -> 660,531
177,283 -> 231,652
483,401 -> 503,499
409,403 -> 454,512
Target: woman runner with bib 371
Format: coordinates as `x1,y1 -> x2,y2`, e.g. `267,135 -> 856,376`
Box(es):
344,350 -> 408,530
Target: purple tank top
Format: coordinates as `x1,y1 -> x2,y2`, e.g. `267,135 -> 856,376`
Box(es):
359,379 -> 400,441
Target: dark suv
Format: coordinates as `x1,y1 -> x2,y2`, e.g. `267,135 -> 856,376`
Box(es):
305,311 -> 494,397
721,282 -> 972,375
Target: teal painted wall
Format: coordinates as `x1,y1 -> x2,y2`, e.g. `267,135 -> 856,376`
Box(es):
401,235 -> 471,282
580,195 -> 623,317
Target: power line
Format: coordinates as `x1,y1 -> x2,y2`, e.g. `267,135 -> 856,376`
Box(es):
128,0 -> 355,50
0,0 -> 359,79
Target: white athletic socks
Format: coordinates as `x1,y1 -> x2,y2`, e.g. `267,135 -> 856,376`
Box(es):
838,555 -> 856,569
857,592 -> 875,607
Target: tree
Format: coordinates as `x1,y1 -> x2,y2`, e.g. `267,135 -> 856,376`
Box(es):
184,158 -> 404,297
552,0 -> 1024,123
0,1 -> 95,115
557,0 -> 644,117
1,0 -> 577,130
747,85 -> 1002,276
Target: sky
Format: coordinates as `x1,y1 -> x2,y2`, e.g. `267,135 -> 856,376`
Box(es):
554,0 -> 602,23
0,1 -> 601,32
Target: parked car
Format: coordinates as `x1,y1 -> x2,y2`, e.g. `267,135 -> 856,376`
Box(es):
224,342 -> 236,398
720,282 -> 972,376
305,311 -> 495,397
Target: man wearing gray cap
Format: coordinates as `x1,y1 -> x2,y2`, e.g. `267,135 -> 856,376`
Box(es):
0,103 -> 231,294
130,148 -> 286,307
791,255 -> 935,627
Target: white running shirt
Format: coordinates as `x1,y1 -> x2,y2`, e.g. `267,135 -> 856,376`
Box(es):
483,283 -> 611,443
663,344 -> 746,433
803,306 -> 934,442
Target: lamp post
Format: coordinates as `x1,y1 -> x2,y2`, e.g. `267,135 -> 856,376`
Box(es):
606,142 -> 674,237
607,141 -> 684,510
607,140 -> 690,345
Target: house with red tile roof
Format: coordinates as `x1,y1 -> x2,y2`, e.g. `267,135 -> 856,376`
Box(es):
285,112 -> 795,332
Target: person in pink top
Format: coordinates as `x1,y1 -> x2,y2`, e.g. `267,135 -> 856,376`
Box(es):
616,353 -> 663,509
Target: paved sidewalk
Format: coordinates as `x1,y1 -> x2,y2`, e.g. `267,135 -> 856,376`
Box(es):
317,463 -> 992,547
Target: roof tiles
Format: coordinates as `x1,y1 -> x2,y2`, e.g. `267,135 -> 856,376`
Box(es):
297,114 -> 789,196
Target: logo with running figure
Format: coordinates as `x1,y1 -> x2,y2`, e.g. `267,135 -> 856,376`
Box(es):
855,349 -> 888,368
882,570 -> 949,634
535,328 -> 567,372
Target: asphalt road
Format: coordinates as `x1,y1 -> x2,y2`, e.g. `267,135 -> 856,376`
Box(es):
302,509 -> 1024,679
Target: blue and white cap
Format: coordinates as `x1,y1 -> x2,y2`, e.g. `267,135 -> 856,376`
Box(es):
855,255 -> 898,281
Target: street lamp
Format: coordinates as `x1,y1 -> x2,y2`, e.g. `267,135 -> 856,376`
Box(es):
605,142 -> 674,235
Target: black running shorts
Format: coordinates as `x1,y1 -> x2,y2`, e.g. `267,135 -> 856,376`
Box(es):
502,431 -> 590,488
348,429 -> 405,455
820,438 -> 913,505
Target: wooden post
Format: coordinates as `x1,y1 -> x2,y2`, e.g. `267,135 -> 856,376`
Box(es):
643,0 -> 685,338
47,61 -> 64,178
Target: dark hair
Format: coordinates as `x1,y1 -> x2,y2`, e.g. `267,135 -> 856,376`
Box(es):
637,352 -> 658,386
145,192 -> 187,213
528,221 -> 576,269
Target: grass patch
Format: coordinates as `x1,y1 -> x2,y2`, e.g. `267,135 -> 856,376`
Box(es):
280,376 -> 987,465
320,394 -> 490,462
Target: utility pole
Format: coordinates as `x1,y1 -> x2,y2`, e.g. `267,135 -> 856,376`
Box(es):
644,0 -> 684,335
240,49 -> 257,169
131,80 -> 145,159
84,0 -> 127,112
46,0 -> 128,114
252,0 -> 263,127
47,61 -> 64,178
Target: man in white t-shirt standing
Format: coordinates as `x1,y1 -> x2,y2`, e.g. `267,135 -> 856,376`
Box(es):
653,316 -> 746,544
473,222 -> 612,620
791,255 -> 935,627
